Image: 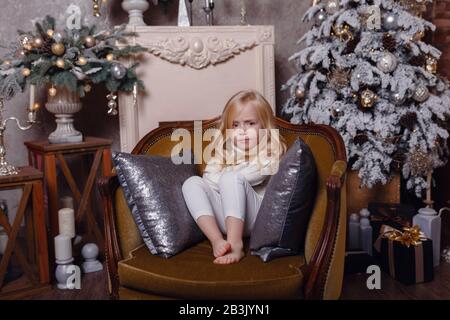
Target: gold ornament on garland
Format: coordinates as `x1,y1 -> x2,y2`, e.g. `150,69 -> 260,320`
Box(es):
360,88 -> 378,110
106,53 -> 114,61
77,56 -> 88,66
84,84 -> 92,92
46,29 -> 54,37
55,58 -> 65,68
32,37 -> 43,48
51,42 -> 65,56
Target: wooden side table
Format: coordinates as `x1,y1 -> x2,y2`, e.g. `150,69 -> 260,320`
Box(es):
25,137 -> 113,252
0,166 -> 50,299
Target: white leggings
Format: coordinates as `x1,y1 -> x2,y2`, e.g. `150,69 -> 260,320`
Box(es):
182,171 -> 264,237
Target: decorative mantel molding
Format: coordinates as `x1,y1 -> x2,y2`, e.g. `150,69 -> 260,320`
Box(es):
144,27 -> 274,70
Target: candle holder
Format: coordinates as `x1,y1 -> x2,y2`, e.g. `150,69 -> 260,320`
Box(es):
55,257 -> 75,289
0,97 -> 38,176
203,1 -> 215,26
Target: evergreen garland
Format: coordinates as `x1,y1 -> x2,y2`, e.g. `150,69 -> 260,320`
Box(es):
0,15 -> 147,100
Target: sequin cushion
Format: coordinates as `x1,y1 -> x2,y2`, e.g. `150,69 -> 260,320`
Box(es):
113,152 -> 205,258
250,138 -> 318,262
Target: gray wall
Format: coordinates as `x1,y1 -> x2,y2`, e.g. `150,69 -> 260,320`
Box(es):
0,0 -> 310,220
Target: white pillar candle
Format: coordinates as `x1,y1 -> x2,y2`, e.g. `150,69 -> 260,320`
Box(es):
54,235 -> 72,262
60,196 -> 74,209
58,208 -> 76,238
29,84 -> 35,111
0,231 -> 8,255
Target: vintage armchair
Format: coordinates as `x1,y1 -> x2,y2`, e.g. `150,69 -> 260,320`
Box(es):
98,116 -> 347,300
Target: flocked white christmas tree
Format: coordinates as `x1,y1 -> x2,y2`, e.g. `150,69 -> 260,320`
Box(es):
282,0 -> 450,197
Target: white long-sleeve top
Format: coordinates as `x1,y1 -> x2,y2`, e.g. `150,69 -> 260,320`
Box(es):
202,144 -> 279,197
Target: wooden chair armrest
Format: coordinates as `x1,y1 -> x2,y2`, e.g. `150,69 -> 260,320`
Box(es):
98,174 -> 122,300
304,160 -> 347,299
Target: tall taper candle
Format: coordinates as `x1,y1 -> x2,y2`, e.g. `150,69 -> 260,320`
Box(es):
58,208 -> 75,238
29,84 -> 35,111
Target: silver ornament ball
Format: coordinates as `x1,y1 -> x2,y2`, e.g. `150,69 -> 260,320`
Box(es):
390,92 -> 406,105
377,51 -> 398,73
383,13 -> 398,30
413,84 -> 430,103
111,63 -> 127,79
315,9 -> 327,25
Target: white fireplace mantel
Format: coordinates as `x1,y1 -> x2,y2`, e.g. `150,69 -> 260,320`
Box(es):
118,25 -> 276,152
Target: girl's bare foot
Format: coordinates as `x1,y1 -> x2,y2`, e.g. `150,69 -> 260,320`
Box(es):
211,239 -> 231,258
213,242 -> 245,264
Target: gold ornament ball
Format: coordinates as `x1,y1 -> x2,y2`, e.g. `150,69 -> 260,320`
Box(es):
48,87 -> 57,97
47,29 -> 54,37
32,37 -> 43,48
360,89 -> 378,109
23,43 -> 33,51
426,56 -> 437,74
56,59 -> 65,68
84,84 -> 92,92
77,57 -> 88,66
51,43 -> 65,56
106,53 -> 114,61
22,68 -> 31,77
295,88 -> 305,99
84,36 -> 96,48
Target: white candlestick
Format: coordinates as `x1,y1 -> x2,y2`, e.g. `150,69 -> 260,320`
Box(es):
60,196 -> 74,209
58,208 -> 75,238
205,0 -> 209,7
29,84 -> 35,111
54,235 -> 72,262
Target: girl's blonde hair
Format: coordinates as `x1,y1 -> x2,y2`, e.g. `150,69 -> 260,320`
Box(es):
210,90 -> 287,170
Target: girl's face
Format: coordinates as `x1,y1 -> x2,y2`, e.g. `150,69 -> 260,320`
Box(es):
230,103 -> 263,151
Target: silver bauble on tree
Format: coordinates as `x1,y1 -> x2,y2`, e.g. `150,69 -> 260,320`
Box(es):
413,84 -> 430,102
383,13 -> 398,30
390,91 -> 406,105
377,51 -> 398,73
315,9 -> 327,25
111,63 -> 127,79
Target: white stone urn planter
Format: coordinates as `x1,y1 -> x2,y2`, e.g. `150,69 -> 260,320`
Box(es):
45,86 -> 83,144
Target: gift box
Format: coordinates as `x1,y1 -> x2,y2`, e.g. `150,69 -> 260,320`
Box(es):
368,202 -> 415,244
374,225 -> 434,285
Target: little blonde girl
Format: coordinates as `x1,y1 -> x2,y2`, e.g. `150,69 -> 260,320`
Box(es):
182,90 -> 286,264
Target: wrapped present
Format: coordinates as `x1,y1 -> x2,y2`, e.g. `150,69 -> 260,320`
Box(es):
368,202 -> 415,244
374,225 -> 434,285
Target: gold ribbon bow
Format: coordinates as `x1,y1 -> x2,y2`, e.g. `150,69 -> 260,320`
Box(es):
383,225 -> 427,248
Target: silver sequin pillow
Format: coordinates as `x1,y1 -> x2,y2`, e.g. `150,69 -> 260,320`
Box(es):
250,138 -> 317,262
113,152 -> 205,258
